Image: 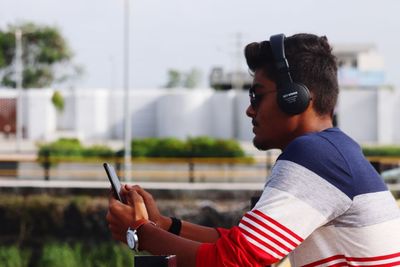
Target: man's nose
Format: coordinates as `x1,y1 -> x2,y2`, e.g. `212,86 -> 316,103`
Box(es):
246,104 -> 255,118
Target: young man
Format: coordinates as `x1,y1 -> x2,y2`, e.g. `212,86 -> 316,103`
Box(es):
106,33 -> 400,266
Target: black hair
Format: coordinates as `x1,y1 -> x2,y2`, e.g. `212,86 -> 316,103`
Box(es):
244,33 -> 339,116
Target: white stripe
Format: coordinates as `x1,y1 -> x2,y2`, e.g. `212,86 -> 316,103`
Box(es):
336,218 -> 400,256
348,255 -> 400,266
253,186 -> 328,240
239,222 -> 290,255
248,210 -> 302,245
321,258 -> 346,267
242,233 -> 283,260
240,216 -> 296,251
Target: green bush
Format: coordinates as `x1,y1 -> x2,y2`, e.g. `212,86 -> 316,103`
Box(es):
51,91 -> 65,112
0,194 -> 109,244
37,138 -> 113,159
82,145 -> 114,158
38,137 -> 248,160
129,136 -> 246,158
0,243 -> 133,267
188,137 -> 245,157
131,138 -> 159,157
38,138 -> 83,158
0,246 -> 30,267
148,138 -> 188,157
362,146 -> 400,157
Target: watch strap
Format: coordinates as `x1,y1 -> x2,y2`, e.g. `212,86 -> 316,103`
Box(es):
168,217 -> 182,235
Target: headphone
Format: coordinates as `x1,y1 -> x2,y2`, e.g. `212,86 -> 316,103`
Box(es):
269,34 -> 311,115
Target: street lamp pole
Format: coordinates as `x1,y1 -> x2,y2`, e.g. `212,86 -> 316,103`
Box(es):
123,0 -> 132,181
15,29 -> 23,152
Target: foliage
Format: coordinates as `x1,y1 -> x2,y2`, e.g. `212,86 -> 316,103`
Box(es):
38,138 -> 83,158
37,138 -> 114,159
362,146 -> 400,157
0,246 -> 30,267
0,243 -> 133,267
128,136 -> 246,158
148,138 -> 188,157
82,145 -> 115,158
165,69 -> 181,88
51,90 -> 65,112
0,194 -> 110,244
0,22 -> 82,88
37,137 -> 247,163
164,68 -> 202,88
184,68 -> 202,88
188,137 -> 245,157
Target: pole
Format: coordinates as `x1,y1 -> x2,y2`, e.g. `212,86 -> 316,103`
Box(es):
15,29 -> 23,153
123,0 -> 132,181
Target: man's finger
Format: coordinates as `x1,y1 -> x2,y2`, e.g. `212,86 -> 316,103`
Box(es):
106,211 -> 122,226
126,189 -> 142,206
112,233 -> 126,243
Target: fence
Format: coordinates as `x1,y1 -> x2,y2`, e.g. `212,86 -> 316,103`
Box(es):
0,155 -> 276,183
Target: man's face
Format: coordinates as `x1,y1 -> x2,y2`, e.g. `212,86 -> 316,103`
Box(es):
246,69 -> 296,150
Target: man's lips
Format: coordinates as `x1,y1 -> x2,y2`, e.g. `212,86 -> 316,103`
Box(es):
252,120 -> 258,133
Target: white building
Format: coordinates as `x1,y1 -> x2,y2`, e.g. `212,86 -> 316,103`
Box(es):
0,85 -> 398,145
0,43 -> 397,145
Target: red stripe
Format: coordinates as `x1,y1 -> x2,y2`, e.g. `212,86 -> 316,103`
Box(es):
349,260 -> 400,267
347,252 -> 400,262
242,213 -> 298,248
240,219 -> 292,253
302,255 -> 346,267
253,210 -> 303,242
240,226 -> 285,258
303,253 -> 400,267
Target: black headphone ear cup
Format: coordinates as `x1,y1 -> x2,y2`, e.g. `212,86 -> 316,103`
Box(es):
277,83 -> 311,115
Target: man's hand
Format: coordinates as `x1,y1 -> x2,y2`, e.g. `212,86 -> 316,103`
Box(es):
106,187 -> 149,243
121,185 -> 171,230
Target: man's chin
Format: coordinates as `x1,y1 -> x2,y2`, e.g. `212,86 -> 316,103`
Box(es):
253,138 -> 268,151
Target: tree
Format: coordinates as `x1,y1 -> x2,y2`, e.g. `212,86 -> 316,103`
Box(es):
184,68 -> 202,88
164,68 -> 202,89
165,69 -> 182,88
0,22 -> 82,88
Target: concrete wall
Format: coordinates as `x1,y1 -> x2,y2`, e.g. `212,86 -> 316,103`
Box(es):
24,89 -> 56,140
157,89 -> 214,139
1,87 -> 399,145
337,89 -> 378,143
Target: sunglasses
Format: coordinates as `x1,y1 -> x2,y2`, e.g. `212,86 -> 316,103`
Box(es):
249,85 -> 276,109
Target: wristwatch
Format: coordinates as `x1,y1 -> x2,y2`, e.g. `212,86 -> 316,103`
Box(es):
126,219 -> 156,251
126,227 -> 139,251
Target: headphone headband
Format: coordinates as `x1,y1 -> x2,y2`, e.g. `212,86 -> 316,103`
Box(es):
269,34 -> 293,84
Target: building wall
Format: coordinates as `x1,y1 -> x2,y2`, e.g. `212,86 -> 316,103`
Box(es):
0,87 -> 399,145
337,89 -> 378,143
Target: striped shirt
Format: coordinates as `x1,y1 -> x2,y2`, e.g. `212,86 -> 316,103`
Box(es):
197,128 -> 400,267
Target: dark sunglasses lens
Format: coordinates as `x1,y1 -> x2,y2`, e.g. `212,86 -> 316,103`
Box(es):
249,91 -> 257,108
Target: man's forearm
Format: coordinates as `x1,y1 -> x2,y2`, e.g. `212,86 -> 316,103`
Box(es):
160,216 -> 220,243
180,220 -> 220,242
138,223 -> 201,267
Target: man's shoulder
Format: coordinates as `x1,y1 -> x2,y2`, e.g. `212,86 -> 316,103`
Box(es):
280,128 -> 346,162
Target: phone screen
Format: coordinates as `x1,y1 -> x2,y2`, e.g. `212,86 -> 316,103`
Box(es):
103,162 -> 126,203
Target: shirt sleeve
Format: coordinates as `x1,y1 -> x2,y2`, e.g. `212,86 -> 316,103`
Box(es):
197,226 -> 280,267
196,156 -> 352,266
215,227 -> 229,236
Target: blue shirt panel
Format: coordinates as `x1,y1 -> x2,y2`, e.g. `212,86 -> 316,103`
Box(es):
278,128 -> 387,199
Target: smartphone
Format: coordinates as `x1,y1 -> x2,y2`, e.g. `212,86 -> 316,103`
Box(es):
103,162 -> 126,203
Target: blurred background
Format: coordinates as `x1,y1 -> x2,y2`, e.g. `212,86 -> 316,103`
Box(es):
0,0 -> 400,266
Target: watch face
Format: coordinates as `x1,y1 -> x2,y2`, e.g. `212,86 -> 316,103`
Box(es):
126,229 -> 138,250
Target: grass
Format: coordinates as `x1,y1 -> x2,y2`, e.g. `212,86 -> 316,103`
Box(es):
0,242 -> 134,267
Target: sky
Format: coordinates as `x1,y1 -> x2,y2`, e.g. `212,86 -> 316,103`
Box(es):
1,0 -> 400,89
